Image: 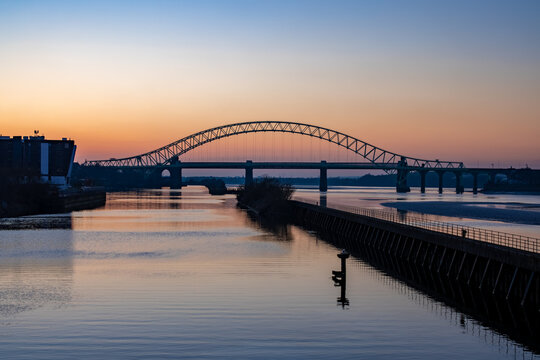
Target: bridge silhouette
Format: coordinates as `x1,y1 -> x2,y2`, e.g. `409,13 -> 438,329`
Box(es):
82,121 -> 527,193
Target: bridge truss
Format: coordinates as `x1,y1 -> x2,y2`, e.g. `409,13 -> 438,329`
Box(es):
82,121 -> 464,170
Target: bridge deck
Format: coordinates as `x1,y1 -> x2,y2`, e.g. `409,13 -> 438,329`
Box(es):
83,161 -> 525,173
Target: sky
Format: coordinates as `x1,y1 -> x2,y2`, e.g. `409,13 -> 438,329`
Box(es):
1,0 -> 539,167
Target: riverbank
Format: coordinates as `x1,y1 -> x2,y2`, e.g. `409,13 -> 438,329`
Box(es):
236,178 -> 293,220
0,185 -> 106,218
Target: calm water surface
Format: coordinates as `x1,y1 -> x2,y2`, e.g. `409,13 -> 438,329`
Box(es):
0,187 -> 537,359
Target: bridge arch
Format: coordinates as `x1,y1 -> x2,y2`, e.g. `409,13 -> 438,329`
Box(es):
83,121 -> 463,170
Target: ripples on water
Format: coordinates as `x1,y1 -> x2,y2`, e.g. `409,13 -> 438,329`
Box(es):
0,187 -> 537,359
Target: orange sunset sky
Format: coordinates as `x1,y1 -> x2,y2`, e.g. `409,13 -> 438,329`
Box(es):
1,1 -> 539,167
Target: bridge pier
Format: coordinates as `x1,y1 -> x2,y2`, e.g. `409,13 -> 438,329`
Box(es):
420,170 -> 427,193
437,171 -> 444,194
320,160 -> 328,192
472,172 -> 478,194
319,192 -> 327,207
455,172 -> 464,194
396,157 -> 410,193
245,160 -> 253,186
169,157 -> 182,189
169,166 -> 182,189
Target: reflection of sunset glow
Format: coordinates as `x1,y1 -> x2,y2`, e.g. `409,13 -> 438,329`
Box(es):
1,2 -> 539,167
0,186 -> 535,357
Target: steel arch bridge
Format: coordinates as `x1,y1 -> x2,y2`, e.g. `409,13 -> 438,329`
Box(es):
82,121 -> 464,170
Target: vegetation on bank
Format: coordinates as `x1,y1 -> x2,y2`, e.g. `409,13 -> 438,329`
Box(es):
236,177 -> 294,219
184,178 -> 227,195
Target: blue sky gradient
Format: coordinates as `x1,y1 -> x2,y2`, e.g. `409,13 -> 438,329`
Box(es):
1,0 -> 539,165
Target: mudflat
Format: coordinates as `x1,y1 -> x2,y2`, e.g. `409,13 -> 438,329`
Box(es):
381,201 -> 540,226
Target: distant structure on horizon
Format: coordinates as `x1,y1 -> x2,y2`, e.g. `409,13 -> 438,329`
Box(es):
0,134 -> 107,218
0,134 -> 76,187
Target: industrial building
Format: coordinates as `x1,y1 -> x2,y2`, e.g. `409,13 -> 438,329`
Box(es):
0,135 -> 76,187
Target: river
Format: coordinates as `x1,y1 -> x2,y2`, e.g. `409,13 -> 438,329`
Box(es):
0,187 -> 537,359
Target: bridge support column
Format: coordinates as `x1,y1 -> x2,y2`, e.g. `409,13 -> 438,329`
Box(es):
455,172 -> 464,194
437,171 -> 444,194
472,172 -> 478,194
170,166 -> 182,189
169,157 -> 182,189
420,171 -> 427,193
245,160 -> 253,186
319,160 -> 328,192
396,157 -> 410,193
319,192 -> 327,207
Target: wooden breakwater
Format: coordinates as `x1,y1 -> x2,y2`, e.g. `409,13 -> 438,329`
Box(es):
291,200 -> 539,308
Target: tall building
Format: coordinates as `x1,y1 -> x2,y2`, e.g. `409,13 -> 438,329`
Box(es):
0,135 -> 76,187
